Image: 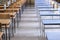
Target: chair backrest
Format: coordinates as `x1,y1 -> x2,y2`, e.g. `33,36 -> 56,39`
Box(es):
0,14 -> 10,19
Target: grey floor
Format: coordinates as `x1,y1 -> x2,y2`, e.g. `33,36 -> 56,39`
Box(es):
11,6 -> 41,40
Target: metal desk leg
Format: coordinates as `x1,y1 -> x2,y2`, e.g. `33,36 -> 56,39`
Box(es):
12,18 -> 14,37
30,0 -> 31,7
19,9 -> 21,21
8,27 -> 10,40
17,13 -> 19,28
5,25 -> 7,40
14,18 -> 16,33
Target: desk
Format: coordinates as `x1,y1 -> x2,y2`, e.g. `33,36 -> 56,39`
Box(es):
0,12 -> 17,36
0,12 -> 16,40
0,0 -> 27,40
0,19 -> 11,40
0,8 -> 19,12
0,19 -> 10,25
0,7 -> 21,31
4,8 -> 21,28
0,0 -> 26,8
0,12 -> 16,18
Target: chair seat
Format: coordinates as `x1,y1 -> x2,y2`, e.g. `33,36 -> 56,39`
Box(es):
36,4 -> 51,6
36,5 -> 53,8
35,2 -> 48,4
40,13 -> 60,16
35,0 -> 49,3
36,6 -> 53,8
35,2 -> 51,5
38,8 -> 55,10
38,8 -> 58,11
35,0 -> 44,1
42,19 -> 60,25
35,2 -> 49,4
46,32 -> 60,40
39,11 -> 60,16
35,0 -> 49,4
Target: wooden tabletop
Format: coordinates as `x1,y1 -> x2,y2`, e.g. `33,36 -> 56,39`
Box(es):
0,12 -> 16,17
6,8 -> 19,11
9,0 -> 22,8
0,0 -> 26,12
0,0 -> 26,8
0,19 -> 11,25
0,8 -> 20,12
9,0 -> 27,7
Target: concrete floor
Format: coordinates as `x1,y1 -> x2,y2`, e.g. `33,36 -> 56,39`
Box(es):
11,6 -> 41,40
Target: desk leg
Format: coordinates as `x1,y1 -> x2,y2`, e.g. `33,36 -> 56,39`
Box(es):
22,5 -> 24,12
29,0 -> 31,7
12,18 -> 14,37
5,25 -> 7,40
17,13 -> 19,28
0,25 -> 2,32
5,26 -> 11,40
14,18 -> 16,33
8,27 -> 10,40
23,4 -> 26,11
26,0 -> 28,6
20,7 -> 23,14
22,4 -> 25,13
19,9 -> 21,21
22,6 -> 23,14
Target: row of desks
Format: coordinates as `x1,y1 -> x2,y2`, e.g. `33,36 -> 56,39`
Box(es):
0,0 -> 27,40
0,0 -> 27,19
